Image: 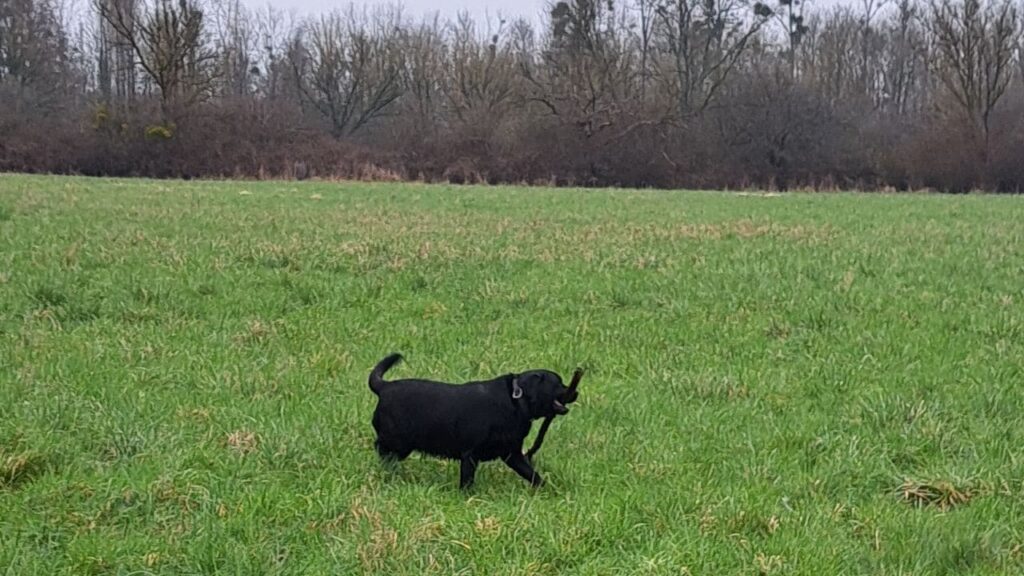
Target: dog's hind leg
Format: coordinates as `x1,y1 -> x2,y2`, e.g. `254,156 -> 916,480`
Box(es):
459,455 -> 478,490
502,452 -> 544,487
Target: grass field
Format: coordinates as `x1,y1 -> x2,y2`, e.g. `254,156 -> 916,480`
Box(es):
2,174 -> 1024,575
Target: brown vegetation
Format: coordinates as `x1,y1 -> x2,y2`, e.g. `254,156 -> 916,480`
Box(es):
1,0 -> 1022,191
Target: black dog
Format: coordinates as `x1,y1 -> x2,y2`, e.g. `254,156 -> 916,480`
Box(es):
368,353 -> 578,489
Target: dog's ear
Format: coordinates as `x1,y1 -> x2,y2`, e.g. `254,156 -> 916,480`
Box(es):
513,372 -> 540,398
521,373 -> 544,416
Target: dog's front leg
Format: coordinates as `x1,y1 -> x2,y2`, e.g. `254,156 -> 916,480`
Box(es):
459,455 -> 478,489
502,452 -> 544,487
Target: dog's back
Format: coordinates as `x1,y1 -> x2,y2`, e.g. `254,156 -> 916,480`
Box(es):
375,378 -> 525,459
369,355 -> 528,460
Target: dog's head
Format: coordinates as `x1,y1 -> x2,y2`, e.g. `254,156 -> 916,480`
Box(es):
512,370 -> 579,419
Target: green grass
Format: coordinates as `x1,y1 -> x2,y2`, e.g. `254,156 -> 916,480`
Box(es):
2,174 -> 1024,575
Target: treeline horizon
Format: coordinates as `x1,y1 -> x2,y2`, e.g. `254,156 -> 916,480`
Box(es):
1,0 -> 1022,191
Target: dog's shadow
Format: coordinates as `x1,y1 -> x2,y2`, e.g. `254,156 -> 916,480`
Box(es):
370,455 -> 570,495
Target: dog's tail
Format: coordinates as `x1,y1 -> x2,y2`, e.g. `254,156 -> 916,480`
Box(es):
369,353 -> 403,395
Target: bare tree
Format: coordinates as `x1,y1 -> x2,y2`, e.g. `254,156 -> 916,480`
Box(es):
1019,28 -> 1024,84
442,13 -> 520,126
211,0 -> 256,97
650,0 -> 773,118
771,0 -> 812,77
251,5 -> 297,101
871,0 -> 927,114
291,7 -> 404,136
856,0 -> 888,100
397,14 -> 445,132
520,0 -> 640,138
928,0 -> 1020,149
0,0 -> 70,110
94,0 -> 140,106
808,8 -> 859,105
633,0 -> 658,98
95,0 -> 218,117
1019,30 -> 1024,82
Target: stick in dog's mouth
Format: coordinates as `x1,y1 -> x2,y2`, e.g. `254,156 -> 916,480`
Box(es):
552,367 -> 584,414
526,367 -> 584,459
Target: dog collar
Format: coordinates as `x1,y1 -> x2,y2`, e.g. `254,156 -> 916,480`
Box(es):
511,376 -> 523,399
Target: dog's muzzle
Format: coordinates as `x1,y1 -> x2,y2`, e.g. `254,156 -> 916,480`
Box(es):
553,388 -> 579,415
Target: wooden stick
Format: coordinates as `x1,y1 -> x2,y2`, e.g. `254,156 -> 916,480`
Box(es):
526,368 -> 583,459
